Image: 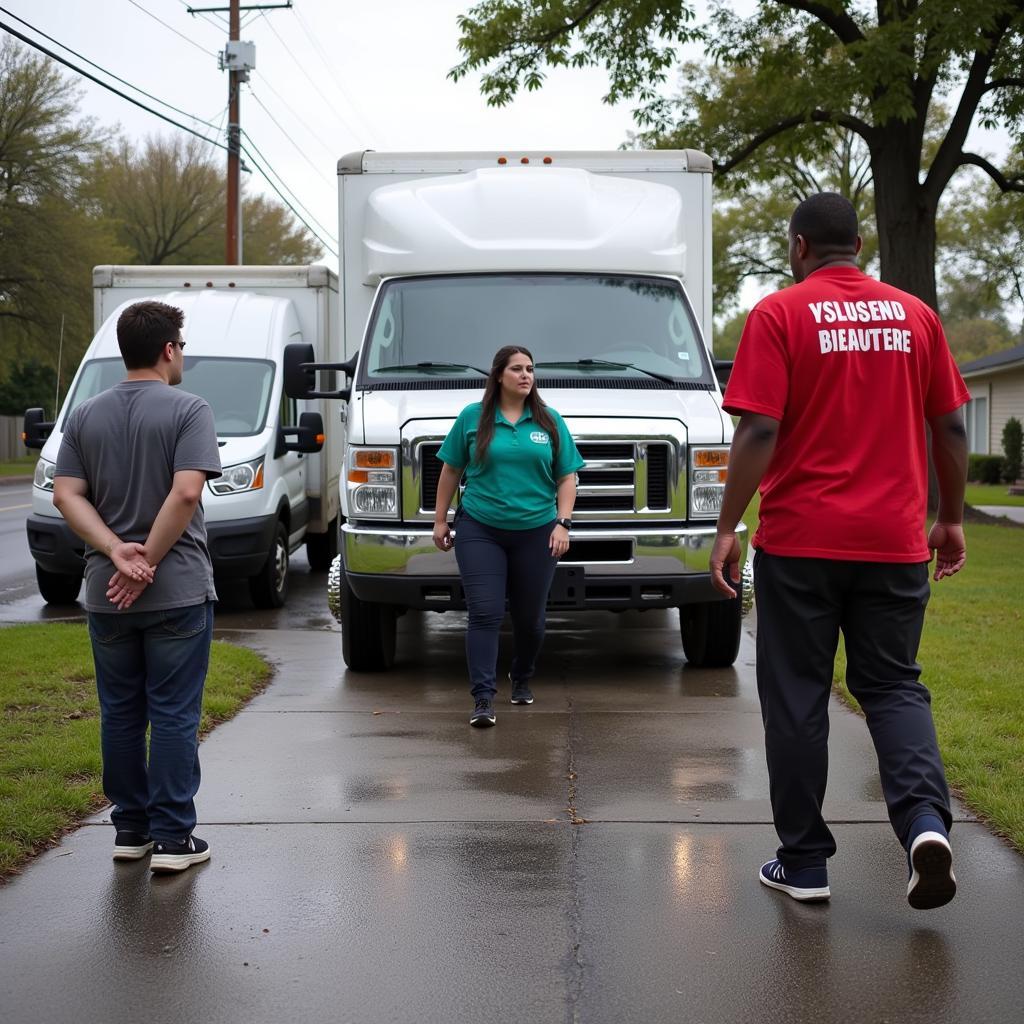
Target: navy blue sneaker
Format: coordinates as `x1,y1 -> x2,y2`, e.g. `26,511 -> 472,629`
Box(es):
112,831 -> 153,861
509,673 -> 534,705
907,817 -> 956,910
470,698 -> 496,727
759,858 -> 831,902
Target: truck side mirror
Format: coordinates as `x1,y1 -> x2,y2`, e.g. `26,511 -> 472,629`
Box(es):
713,360 -> 733,389
284,343 -> 357,401
23,408 -> 55,451
280,411 -> 325,454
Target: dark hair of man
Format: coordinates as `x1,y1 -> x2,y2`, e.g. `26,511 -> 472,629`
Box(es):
116,301 -> 185,369
789,192 -> 859,255
474,345 -> 559,467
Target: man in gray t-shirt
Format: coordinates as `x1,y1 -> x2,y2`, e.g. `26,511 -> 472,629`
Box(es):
54,300 -> 222,874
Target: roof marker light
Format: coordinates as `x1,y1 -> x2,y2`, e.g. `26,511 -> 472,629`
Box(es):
520,156 -> 530,164
497,156 -> 507,165
543,156 -> 552,164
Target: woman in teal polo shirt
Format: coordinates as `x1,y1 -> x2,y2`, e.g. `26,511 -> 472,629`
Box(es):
433,345 -> 585,727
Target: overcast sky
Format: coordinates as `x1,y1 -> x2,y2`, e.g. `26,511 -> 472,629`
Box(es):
2,0 -> 648,260
1,0 -> 1011,270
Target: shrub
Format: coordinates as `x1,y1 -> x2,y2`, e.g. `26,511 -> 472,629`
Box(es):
969,454 -> 1005,484
1002,417 -> 1022,483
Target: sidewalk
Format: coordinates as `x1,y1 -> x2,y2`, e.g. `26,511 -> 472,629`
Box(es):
0,615 -> 1021,1023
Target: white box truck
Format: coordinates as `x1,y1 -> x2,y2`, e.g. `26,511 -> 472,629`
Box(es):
284,150 -> 749,671
23,264 -> 344,608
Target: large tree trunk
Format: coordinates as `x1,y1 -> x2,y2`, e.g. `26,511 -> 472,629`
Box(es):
870,134 -> 940,311
870,131 -> 945,511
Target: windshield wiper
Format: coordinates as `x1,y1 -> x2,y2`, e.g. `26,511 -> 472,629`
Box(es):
534,359 -> 678,386
375,361 -> 488,375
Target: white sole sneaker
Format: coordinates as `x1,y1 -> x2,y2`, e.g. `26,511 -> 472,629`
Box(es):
150,840 -> 211,874
112,840 -> 153,862
759,861 -> 831,901
907,832 -> 956,909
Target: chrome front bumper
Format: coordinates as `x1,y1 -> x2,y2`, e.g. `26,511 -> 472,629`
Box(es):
329,522 -> 754,617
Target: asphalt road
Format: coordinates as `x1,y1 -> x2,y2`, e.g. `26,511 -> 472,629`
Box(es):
0,480 -> 337,630
1,486 -> 1023,1023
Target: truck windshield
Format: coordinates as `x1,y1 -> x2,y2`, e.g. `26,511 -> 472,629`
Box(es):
61,357 -> 276,437
363,274 -> 713,386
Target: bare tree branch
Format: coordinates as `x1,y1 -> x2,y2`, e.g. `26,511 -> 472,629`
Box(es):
715,110 -> 874,176
958,152 -> 1024,193
983,76 -> 1024,93
776,0 -> 866,44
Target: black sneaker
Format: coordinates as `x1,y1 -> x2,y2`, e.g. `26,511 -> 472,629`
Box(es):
907,830 -> 956,910
469,698 -> 496,727
509,673 -> 534,705
113,831 -> 153,861
150,835 -> 211,874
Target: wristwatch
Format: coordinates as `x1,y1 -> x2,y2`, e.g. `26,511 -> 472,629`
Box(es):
555,518 -> 572,530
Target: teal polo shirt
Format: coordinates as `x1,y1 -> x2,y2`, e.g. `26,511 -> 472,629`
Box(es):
437,402 -> 585,530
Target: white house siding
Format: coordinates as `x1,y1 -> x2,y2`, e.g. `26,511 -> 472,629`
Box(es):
989,368 -> 1024,458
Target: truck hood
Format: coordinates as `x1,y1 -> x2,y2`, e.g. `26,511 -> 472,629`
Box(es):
355,386 -> 727,443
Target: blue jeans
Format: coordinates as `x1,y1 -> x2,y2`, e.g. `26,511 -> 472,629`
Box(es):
454,510 -> 560,699
88,601 -> 214,841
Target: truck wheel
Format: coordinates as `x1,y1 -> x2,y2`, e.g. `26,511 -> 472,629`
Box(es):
305,517 -> 338,571
339,572 -> 396,671
249,520 -> 289,609
679,592 -> 742,668
36,565 -> 84,606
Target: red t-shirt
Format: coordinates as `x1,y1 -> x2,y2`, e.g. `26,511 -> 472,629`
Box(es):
723,266 -> 969,562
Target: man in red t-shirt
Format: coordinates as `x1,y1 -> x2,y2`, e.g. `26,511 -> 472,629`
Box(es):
711,193 -> 969,910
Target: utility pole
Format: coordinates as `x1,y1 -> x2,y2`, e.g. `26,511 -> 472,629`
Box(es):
226,0 -> 241,264
188,2 -> 292,264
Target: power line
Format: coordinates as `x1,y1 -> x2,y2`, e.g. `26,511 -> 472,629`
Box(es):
258,13 -> 360,142
0,5 -> 223,138
240,130 -> 337,243
125,0 -> 217,57
0,18 -> 228,150
249,88 -> 334,187
249,68 -> 340,165
239,140 -> 337,256
291,3 -> 378,143
0,16 -> 334,255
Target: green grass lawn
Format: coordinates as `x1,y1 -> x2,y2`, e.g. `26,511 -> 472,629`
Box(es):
0,624 -> 272,877
0,456 -> 35,478
966,483 -> 1024,508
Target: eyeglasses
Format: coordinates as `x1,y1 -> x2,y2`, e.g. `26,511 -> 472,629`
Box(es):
172,339 -> 186,350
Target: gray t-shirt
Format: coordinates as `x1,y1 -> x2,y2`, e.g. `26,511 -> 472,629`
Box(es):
56,380 -> 222,613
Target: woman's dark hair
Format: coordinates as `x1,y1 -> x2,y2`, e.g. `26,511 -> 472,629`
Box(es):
116,300 -> 184,369
474,345 -> 560,467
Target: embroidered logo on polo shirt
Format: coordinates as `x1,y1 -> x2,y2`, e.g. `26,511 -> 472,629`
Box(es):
530,431 -> 549,444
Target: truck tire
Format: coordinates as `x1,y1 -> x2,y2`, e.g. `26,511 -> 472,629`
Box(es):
249,520 -> 289,609
36,565 -> 84,606
339,572 -> 396,671
679,591 -> 742,668
305,516 -> 338,571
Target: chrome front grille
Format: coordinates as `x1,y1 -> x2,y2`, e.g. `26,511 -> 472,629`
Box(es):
417,438 -> 678,519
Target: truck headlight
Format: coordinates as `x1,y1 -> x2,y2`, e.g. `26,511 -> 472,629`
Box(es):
347,447 -> 399,519
33,458 -> 56,491
690,447 -> 729,519
209,457 -> 265,494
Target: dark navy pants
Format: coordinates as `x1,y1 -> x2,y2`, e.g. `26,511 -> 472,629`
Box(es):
753,552 -> 952,871
88,601 -> 214,841
454,509 -> 560,699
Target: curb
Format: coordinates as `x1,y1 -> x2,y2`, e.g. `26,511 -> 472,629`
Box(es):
0,475 -> 33,487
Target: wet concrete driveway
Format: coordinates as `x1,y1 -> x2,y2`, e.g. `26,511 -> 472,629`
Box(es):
1,603 -> 1023,1023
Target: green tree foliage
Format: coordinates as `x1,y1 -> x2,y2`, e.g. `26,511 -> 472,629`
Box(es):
453,1 -> 1024,309
0,38 -> 121,381
0,359 -> 57,417
1003,416 -> 1023,483
88,134 -> 321,266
